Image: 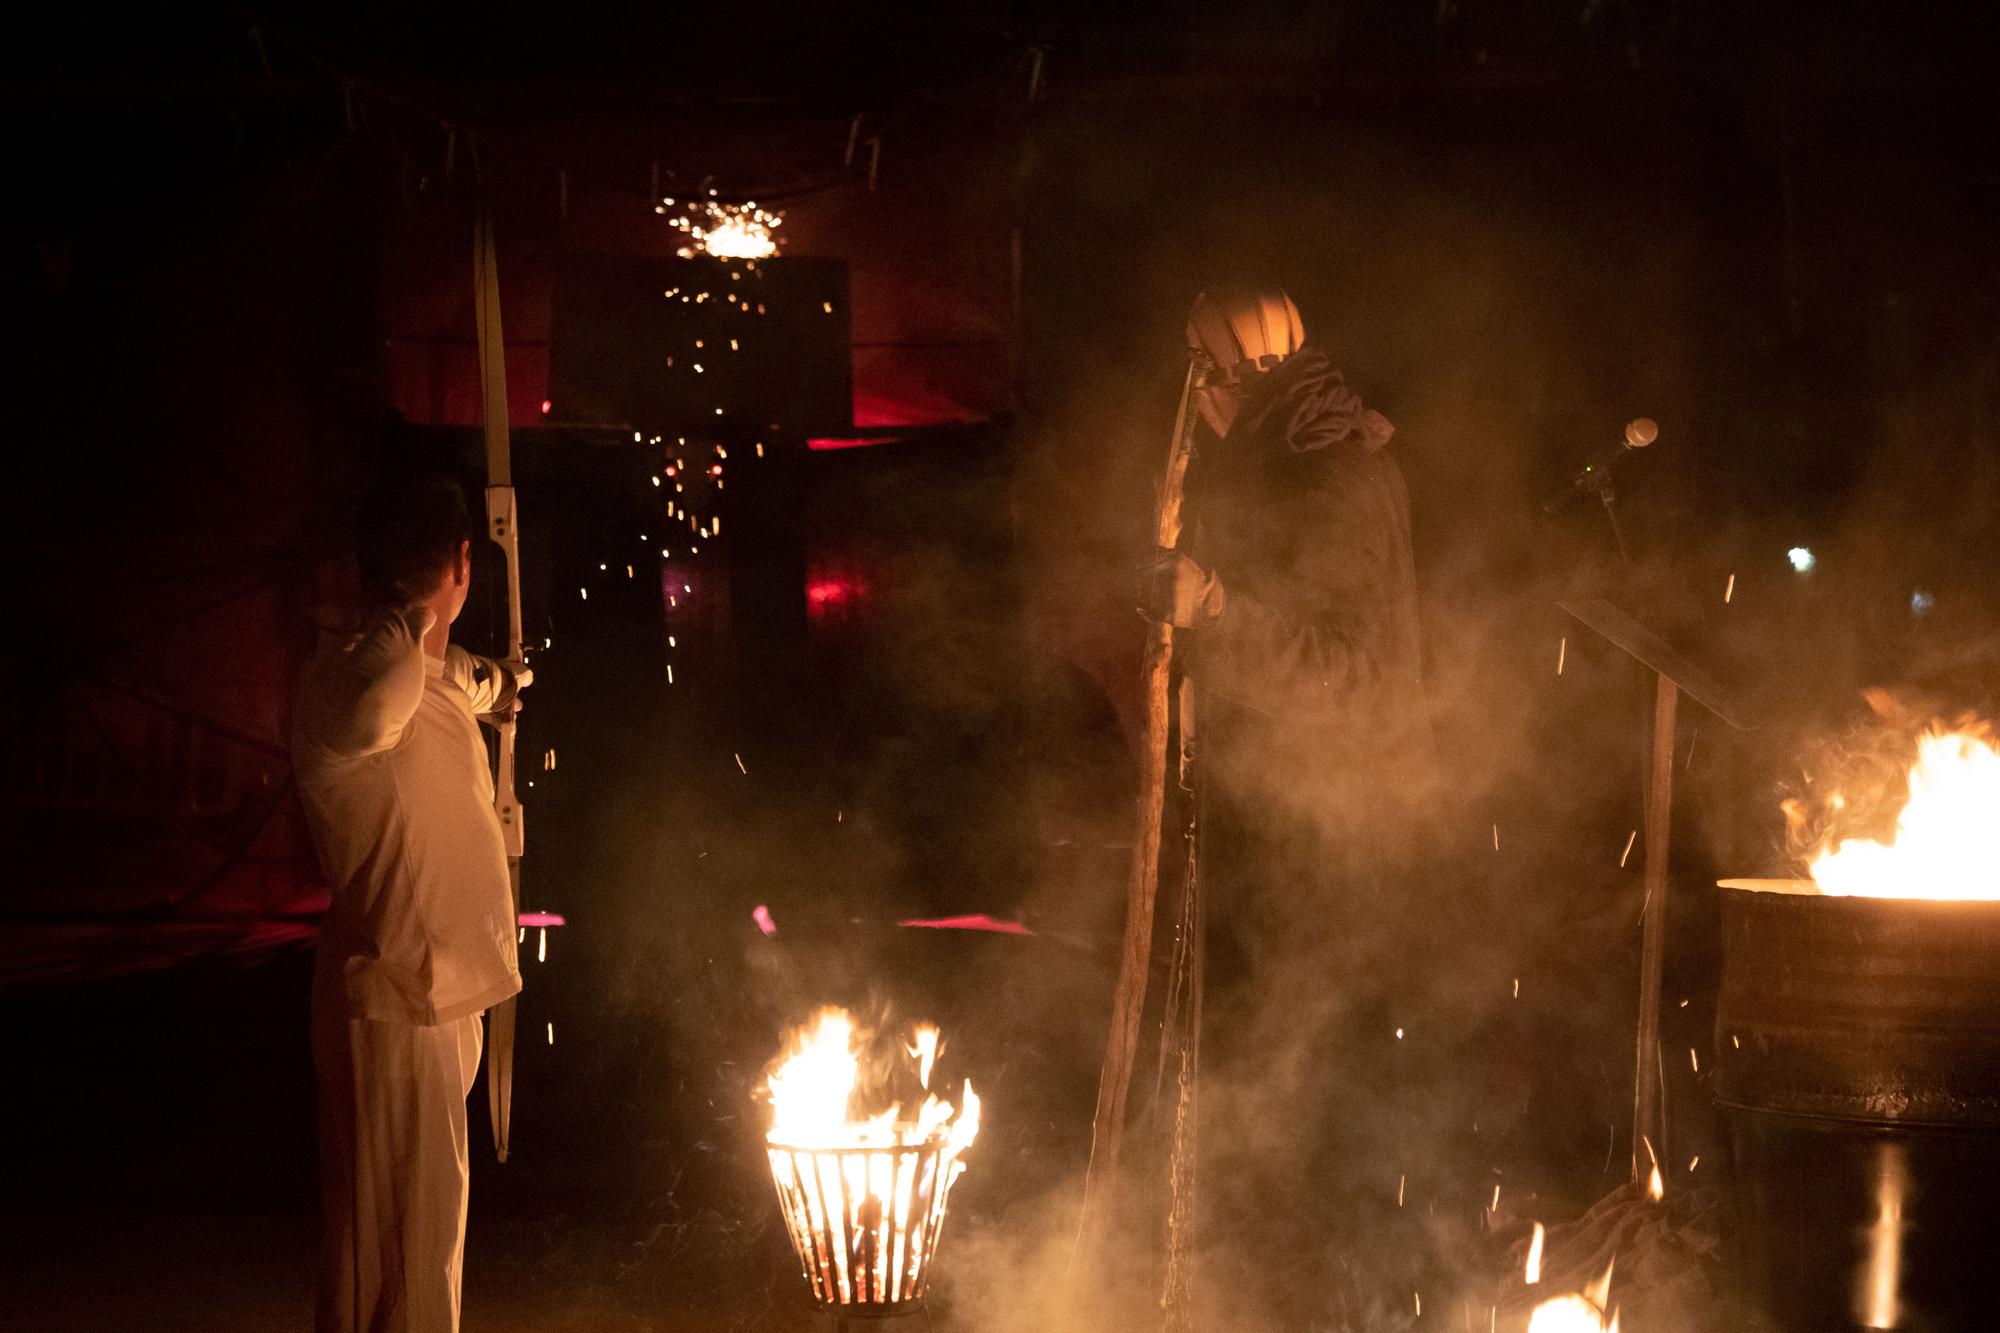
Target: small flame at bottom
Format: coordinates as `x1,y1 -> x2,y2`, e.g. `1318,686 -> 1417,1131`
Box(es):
1528,1294 -> 1621,1333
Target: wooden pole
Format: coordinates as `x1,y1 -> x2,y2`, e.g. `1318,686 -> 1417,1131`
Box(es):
1072,359 -> 1200,1272
1632,672 -> 1677,1182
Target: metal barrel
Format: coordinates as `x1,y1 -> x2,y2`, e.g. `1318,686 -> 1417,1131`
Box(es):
1715,882 -> 2000,1331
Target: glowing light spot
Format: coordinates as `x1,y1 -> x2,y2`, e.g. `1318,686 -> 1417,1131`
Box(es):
752,904 -> 777,936
661,200 -> 783,259
1911,589 -> 1935,615
539,399 -> 552,415
1787,546 -> 1816,573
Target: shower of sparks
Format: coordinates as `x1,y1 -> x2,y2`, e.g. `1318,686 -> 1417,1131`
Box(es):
1724,572 -> 1736,603
1490,1184 -> 1501,1212
735,753 -> 748,775
1526,1221 -> 1546,1283
1493,824 -> 1500,851
1690,1048 -> 1700,1073
1557,637 -> 1566,674
547,1022 -> 554,1045
1619,830 -> 1638,866
1398,1174 -> 1406,1206
538,928 -> 548,963
1689,1155 -> 1700,1171
1512,978 -> 1519,998
661,199 -> 783,259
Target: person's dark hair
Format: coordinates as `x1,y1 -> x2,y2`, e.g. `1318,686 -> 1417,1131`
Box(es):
355,471 -> 473,605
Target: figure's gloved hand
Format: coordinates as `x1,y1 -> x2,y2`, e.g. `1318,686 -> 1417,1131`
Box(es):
1139,552 -> 1226,628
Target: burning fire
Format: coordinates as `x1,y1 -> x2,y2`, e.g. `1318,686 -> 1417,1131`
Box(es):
1792,720 -> 2000,900
1528,1295 -> 1620,1333
1528,1259 -> 1619,1333
763,1008 -> 980,1310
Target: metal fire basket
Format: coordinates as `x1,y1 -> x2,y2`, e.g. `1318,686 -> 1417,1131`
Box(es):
767,1138 -> 962,1315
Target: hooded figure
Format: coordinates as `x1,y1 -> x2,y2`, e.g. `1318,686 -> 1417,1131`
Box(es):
1147,287 -> 1441,1327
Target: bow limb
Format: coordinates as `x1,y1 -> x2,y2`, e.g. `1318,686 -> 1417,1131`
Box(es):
474,204 -> 524,1162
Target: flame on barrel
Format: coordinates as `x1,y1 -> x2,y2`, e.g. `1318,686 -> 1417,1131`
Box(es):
1788,719 -> 2000,900
763,1007 -> 980,1310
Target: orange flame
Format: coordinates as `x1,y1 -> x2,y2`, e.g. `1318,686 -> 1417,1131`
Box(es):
1528,1258 -> 1619,1332
1527,1295 -> 1620,1333
1802,723 -> 2000,899
764,1007 -> 977,1153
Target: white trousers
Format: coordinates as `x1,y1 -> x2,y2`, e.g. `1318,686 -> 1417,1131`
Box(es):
313,1003 -> 484,1333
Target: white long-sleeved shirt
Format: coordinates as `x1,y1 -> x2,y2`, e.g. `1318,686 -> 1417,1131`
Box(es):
293,606 -> 522,1025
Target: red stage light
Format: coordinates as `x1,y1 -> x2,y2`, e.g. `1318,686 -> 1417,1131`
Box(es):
806,578 -> 861,608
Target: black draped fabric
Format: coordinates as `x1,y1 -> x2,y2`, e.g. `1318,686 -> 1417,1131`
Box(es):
1188,343 -> 1427,840
1182,345 -> 1451,1328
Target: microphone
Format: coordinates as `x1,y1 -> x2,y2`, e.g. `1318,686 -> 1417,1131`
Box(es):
1542,418 -> 1658,513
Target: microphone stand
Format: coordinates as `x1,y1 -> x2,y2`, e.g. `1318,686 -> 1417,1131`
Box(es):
1584,466 -> 1631,568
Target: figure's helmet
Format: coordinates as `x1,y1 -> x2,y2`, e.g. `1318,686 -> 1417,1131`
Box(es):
1185,286 -> 1305,381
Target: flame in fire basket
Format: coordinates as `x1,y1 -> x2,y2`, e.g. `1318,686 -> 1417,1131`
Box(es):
763,1008 -> 980,1311
1802,723 -> 2000,899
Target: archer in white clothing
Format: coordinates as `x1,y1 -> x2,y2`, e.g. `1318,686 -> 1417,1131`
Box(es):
293,473 -> 529,1333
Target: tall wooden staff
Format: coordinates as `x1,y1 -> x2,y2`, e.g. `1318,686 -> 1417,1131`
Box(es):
474,204 -> 527,1162
1072,355 -> 1203,1270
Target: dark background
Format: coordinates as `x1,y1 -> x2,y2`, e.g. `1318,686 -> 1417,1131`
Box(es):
5,3 -> 1999,1329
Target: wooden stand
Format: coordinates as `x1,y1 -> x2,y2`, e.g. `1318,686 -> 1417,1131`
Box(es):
1558,597 -> 1754,1182
1072,359 -> 1202,1273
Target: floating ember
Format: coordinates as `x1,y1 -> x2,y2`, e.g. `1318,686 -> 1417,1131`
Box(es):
763,1007 -> 980,1313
